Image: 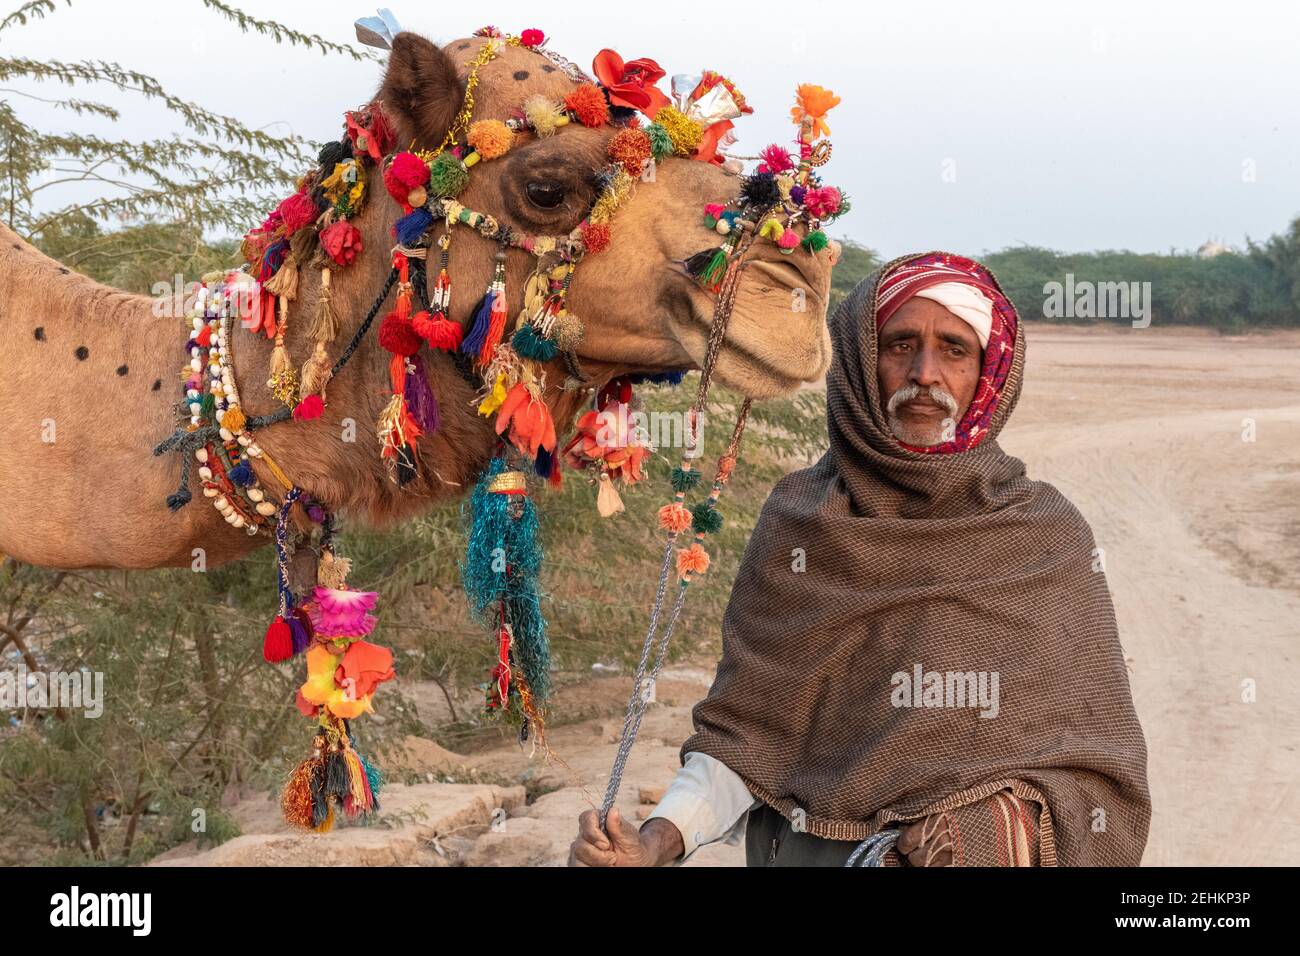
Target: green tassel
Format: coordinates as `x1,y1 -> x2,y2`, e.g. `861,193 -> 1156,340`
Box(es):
512,324 -> 558,361
801,230 -> 828,252
645,123 -> 673,162
698,247 -> 729,287
671,467 -> 702,493
690,501 -> 723,534
360,753 -> 384,798
199,392 -> 216,419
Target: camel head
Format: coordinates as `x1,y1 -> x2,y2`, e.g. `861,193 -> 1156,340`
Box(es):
373,32 -> 834,401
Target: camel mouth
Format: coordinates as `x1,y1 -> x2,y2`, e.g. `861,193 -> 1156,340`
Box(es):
666,250 -> 833,400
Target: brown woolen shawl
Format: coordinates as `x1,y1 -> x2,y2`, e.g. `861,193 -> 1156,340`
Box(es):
682,252 -> 1151,865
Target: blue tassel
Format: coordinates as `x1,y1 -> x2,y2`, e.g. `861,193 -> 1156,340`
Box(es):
261,238 -> 288,274
511,324 -> 558,361
629,369 -> 687,386
460,290 -> 496,357
461,456 -> 550,701
228,460 -> 253,486
360,753 -> 385,799
533,445 -> 553,478
394,207 -> 434,247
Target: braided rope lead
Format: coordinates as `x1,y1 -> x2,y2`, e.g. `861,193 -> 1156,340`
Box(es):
598,232 -> 757,831
845,829 -> 900,867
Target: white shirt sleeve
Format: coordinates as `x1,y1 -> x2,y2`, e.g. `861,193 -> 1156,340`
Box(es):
643,751 -> 761,864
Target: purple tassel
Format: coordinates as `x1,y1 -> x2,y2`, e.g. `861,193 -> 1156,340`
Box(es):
404,353 -> 441,434
288,608 -> 312,655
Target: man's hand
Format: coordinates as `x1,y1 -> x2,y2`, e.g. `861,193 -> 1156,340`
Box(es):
896,812 -> 954,867
567,808 -> 684,867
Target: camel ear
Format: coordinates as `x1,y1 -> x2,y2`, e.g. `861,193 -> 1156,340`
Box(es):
377,33 -> 464,148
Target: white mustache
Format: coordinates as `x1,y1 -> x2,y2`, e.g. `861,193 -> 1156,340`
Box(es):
886,383 -> 959,417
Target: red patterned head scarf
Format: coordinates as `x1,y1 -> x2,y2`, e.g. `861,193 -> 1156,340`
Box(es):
873,253 -> 1018,455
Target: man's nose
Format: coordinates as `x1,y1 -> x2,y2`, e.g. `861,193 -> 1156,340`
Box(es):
909,346 -> 943,388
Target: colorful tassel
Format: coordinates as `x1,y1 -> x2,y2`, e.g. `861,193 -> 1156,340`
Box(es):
263,616 -> 293,663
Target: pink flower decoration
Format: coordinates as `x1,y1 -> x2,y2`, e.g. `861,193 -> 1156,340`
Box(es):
803,186 -> 842,219
759,144 -> 794,174
520,28 -> 545,48
314,587 -> 378,615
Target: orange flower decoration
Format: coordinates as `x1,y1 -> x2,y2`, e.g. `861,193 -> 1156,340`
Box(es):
790,84 -> 841,139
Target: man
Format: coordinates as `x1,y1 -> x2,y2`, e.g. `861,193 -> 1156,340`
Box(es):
570,252 -> 1151,867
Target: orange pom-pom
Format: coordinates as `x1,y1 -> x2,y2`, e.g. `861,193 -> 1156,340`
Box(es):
658,502 -> 692,534
676,543 -> 710,579
582,222 -> 611,255
608,128 -> 652,176
467,119 -> 514,160
565,83 -> 610,127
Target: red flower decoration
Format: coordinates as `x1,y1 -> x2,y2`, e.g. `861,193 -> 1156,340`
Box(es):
592,49 -> 671,116
345,104 -> 395,164
520,28 -> 545,48
320,221 -> 363,267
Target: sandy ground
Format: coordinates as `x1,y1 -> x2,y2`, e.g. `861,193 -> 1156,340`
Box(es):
162,323 -> 1300,867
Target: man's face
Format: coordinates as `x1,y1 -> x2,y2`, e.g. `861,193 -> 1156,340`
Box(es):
877,298 -> 982,447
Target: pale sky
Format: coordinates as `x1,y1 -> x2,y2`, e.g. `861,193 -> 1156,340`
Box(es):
8,0 -> 1300,258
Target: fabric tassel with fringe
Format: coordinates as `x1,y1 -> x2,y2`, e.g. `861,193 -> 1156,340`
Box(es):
263,253 -> 299,300
404,352 -> 441,434
378,353 -> 423,485
282,715 -> 382,830
267,297 -> 299,405
463,456 -> 550,745
461,251 -> 508,363
299,267 -> 337,401
684,240 -> 734,292
413,237 -> 461,350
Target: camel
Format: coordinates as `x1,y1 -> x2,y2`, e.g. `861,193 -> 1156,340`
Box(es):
0,31 -> 833,572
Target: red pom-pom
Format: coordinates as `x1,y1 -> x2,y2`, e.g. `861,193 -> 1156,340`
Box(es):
520,28 -> 545,48
263,616 -> 293,663
384,151 -> 430,203
565,83 -> 610,127
411,309 -> 463,350
277,190 -> 318,234
582,222 -> 612,255
608,128 -> 652,175
378,312 -> 422,356
293,393 -> 324,420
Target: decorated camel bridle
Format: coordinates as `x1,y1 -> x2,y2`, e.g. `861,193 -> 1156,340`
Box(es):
154,25 -> 843,832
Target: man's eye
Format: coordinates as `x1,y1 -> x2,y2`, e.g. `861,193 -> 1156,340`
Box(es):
526,181 -> 566,209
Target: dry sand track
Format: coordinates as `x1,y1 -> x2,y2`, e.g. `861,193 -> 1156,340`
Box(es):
162,324 -> 1299,867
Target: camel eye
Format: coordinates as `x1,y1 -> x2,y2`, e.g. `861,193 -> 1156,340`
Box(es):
526,180 -> 566,209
